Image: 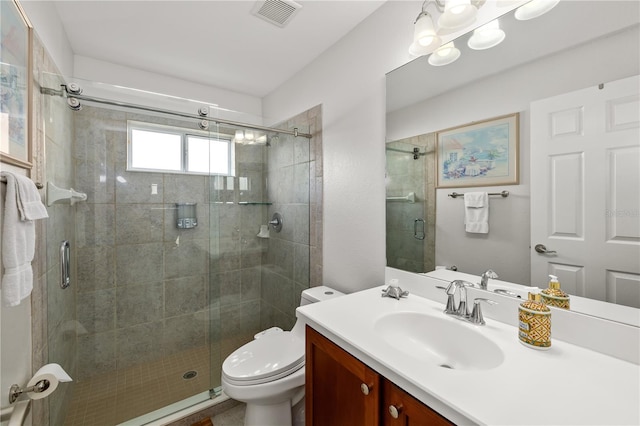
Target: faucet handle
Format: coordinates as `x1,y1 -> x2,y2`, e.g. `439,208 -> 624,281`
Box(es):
480,269 -> 499,290
437,286 -> 457,315
482,269 -> 499,279
443,280 -> 476,317
469,298 -> 498,325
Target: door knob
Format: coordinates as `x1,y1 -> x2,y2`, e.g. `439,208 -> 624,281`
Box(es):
388,404 -> 403,419
534,244 -> 557,254
360,383 -> 372,396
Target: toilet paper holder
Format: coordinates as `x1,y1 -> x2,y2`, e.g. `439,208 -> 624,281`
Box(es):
8,380 -> 49,404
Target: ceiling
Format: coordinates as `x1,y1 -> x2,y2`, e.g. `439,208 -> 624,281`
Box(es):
51,0 -> 386,98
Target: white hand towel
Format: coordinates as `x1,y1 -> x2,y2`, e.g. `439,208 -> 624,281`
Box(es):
1,172 -> 48,306
464,192 -> 489,234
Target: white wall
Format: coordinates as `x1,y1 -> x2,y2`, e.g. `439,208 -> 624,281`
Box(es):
21,2 -> 263,123
19,1 -> 74,77
263,1 -> 421,293
386,26 -> 640,285
73,56 -> 263,123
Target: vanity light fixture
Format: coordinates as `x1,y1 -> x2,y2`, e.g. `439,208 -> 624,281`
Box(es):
409,0 -> 484,57
467,19 -> 505,50
438,0 -> 478,29
410,0 -> 558,65
409,11 -> 442,56
428,42 -> 461,66
514,0 -> 559,20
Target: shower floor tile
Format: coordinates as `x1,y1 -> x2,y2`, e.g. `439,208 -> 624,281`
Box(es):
64,345 -> 211,425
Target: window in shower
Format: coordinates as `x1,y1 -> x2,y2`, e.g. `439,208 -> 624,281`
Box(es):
127,120 -> 234,175
186,135 -> 231,174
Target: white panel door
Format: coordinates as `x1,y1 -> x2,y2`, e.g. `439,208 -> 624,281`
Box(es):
530,75 -> 640,308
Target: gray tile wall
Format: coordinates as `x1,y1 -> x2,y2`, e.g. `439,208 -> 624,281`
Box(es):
73,108 -> 213,378
261,106 -> 323,330
211,142 -> 269,376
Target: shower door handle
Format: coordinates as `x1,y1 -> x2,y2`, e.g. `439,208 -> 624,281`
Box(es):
60,240 -> 70,289
414,219 -> 425,240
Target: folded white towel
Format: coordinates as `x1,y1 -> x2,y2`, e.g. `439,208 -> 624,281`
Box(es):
464,192 -> 489,234
1,172 -> 48,306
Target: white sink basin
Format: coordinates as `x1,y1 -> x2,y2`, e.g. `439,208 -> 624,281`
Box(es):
374,312 -> 505,371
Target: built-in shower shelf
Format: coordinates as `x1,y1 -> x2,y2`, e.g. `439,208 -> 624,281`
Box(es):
238,202 -> 272,205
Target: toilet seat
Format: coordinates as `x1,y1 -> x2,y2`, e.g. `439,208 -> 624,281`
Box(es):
222,331 -> 305,386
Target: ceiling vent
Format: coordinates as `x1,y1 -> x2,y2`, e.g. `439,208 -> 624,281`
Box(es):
251,0 -> 302,28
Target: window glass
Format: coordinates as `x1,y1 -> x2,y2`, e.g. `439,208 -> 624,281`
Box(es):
130,129 -> 182,171
128,121 -> 233,176
186,136 -> 230,175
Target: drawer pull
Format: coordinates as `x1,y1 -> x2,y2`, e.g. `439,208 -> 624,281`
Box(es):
389,404 -> 403,419
360,383 -> 372,396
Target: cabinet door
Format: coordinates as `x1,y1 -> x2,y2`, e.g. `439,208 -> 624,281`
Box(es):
383,381 -> 454,426
306,326 -> 380,426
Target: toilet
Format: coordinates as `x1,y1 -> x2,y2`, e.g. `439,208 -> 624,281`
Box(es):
221,285 -> 343,426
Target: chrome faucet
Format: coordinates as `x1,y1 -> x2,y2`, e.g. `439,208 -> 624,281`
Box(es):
480,269 -> 498,290
440,280 -> 497,325
444,280 -> 475,318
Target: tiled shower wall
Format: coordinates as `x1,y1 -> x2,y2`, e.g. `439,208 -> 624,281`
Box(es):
71,104 -> 324,385
386,133 -> 436,273
209,142 -> 269,367
72,108 -> 214,380
261,106 -> 323,330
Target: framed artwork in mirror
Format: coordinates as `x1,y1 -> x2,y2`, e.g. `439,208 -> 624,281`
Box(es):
1,0 -> 32,169
436,113 -> 519,188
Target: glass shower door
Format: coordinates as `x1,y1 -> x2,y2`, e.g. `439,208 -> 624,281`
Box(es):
43,82 -> 221,424
41,75 -> 317,425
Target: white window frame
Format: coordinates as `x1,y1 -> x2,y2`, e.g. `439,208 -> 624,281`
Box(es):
127,120 -> 235,176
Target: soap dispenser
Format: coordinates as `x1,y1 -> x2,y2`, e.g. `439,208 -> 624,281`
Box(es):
540,274 -> 570,309
518,292 -> 551,350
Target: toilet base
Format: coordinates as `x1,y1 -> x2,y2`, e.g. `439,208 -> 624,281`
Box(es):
292,396 -> 305,426
244,400 -> 292,426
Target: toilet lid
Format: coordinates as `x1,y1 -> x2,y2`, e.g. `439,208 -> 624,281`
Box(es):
222,331 -> 304,383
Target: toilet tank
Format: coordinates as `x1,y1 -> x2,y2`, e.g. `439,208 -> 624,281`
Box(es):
300,286 -> 344,306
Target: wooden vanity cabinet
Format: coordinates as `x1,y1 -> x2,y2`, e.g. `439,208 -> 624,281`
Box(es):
306,326 -> 454,426
305,326 -> 380,425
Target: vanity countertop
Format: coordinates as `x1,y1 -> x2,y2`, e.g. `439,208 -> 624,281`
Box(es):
297,285 -> 640,425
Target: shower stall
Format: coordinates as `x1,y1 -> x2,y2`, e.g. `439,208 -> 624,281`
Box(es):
39,73 -> 321,425
385,135 -> 436,273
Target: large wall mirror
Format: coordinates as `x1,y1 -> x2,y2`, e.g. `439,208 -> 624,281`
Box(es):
385,1 -> 640,322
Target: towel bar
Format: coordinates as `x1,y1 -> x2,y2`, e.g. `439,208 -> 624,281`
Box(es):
0,176 -> 43,189
448,190 -> 509,199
